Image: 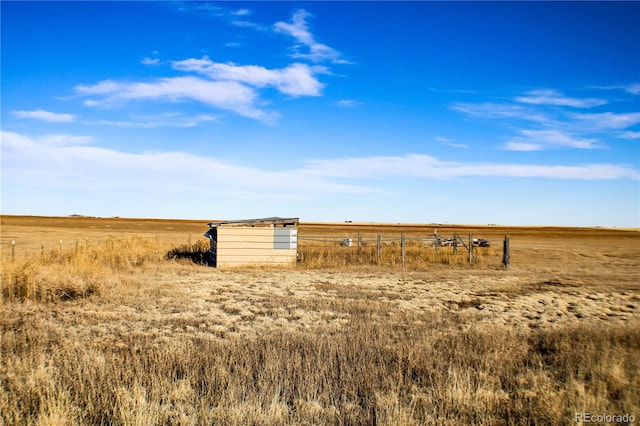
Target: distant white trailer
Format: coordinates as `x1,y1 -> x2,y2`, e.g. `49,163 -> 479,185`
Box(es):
204,217 -> 298,268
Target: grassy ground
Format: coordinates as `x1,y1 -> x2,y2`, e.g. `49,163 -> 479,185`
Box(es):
1,215 -> 639,425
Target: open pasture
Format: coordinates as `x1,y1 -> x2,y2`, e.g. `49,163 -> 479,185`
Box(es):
1,215 -> 639,425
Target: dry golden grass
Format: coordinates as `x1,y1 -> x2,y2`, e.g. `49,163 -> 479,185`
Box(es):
1,215 -> 639,425
2,236 -> 174,303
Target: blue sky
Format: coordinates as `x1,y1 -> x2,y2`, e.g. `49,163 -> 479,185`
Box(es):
2,1 -> 639,226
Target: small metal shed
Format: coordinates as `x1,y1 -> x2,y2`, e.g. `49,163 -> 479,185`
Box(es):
203,217 -> 298,268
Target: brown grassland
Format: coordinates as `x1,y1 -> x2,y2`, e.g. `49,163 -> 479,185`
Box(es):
1,215 -> 639,425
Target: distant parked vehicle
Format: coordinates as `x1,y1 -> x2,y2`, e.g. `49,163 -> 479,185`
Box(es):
473,238 -> 490,247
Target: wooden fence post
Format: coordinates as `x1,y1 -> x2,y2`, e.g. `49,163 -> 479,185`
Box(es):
75,239 -> 79,255
401,233 -> 406,268
502,235 -> 510,270
59,239 -> 63,254
357,232 -> 362,253
468,234 -> 473,263
11,240 -> 15,261
376,233 -> 381,260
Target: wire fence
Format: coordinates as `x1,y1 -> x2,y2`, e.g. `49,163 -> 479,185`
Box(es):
2,231 -> 511,269
1,234 -> 198,262
298,232 -> 510,269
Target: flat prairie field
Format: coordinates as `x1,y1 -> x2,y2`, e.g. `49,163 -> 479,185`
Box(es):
1,215 -> 639,425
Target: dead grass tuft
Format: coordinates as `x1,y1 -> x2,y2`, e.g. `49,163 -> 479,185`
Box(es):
1,237 -> 171,302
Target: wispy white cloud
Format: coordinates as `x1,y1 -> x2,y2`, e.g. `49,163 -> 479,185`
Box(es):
435,136 -> 451,143
591,83 -> 640,95
301,153 -> 638,180
436,136 -> 467,148
504,142 -> 543,152
450,102 -> 548,122
514,89 -> 607,108
171,57 -> 326,97
454,88 -> 639,151
618,131 -> 640,140
570,112 -> 640,130
274,9 -> 348,64
231,20 -> 264,30
444,143 -> 469,149
1,131 -> 376,197
625,83 -> 640,95
428,87 -> 477,94
38,134 -> 94,146
94,113 -> 217,128
505,129 -> 600,151
141,57 -> 160,66
12,109 -> 75,122
75,76 -> 277,123
233,8 -> 251,16
2,132 -> 637,214
336,99 -> 361,107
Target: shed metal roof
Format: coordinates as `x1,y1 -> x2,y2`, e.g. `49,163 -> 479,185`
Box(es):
207,217 -> 299,228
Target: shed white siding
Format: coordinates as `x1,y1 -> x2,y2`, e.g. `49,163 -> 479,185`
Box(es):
215,226 -> 297,267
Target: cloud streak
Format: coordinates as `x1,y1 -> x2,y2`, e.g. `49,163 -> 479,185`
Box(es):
514,89 -> 607,108
274,10 -> 348,64
93,113 -> 217,128
450,102 -> 547,122
75,77 -> 277,122
505,129 -> 600,151
12,109 -> 75,122
453,87 -> 640,152
1,131 -> 375,197
171,57 -> 326,97
301,154 -> 638,180
436,136 -> 468,148
570,112 -> 640,130
4,133 -> 635,209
